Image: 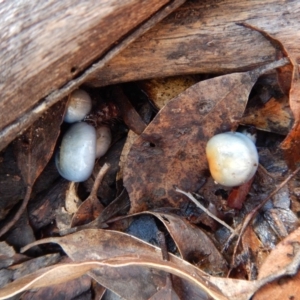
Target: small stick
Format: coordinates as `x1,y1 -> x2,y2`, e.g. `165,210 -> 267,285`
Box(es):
0,185 -> 32,237
90,163 -> 110,199
157,231 -> 169,261
60,163 -> 110,236
175,187 -> 234,233
229,166 -> 300,275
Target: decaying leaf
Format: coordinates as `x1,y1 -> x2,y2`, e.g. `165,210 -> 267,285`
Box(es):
240,22 -> 300,167
9,253 -> 61,281
20,229 -> 259,300
19,229 -> 226,299
148,275 -> 180,300
0,262 -> 99,299
19,229 -> 255,299
280,71 -> 300,167
112,86 -> 147,135
241,227 -> 267,278
28,179 -> 69,232
118,130 -> 139,182
253,228 -> 300,300
70,198 -> 103,228
140,76 -> 198,109
276,46 -> 300,168
71,164 -> 110,227
142,210 -> 228,275
241,96 -> 293,135
0,145 -> 26,221
4,224 -> 300,300
124,59 -> 288,213
21,273 -> 91,300
13,99 -> 66,186
0,100 -> 67,237
65,182 -> 82,215
1,3 -> 300,299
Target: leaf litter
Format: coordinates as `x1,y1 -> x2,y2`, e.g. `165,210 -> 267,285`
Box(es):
124,58 -> 288,213
1,22 -> 300,300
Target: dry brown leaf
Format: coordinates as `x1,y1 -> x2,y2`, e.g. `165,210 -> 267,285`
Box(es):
21,274 -> 91,300
0,99 -> 67,238
124,60 -> 288,213
118,77 -> 198,182
240,22 -> 300,167
241,96 -> 293,135
140,76 -> 198,109
70,198 -> 103,227
277,64 -> 293,96
143,211 -> 228,275
93,255 -> 257,300
0,258 -> 221,300
71,164 -> 110,227
148,275 -> 180,300
65,182 -> 82,215
21,229 -> 260,300
92,280 -> 106,299
18,228 -> 300,300
112,86 -> 147,135
22,229 -> 220,299
117,130 -> 139,182
0,262 -> 98,299
9,253 -> 61,282
272,40 -> 300,168
253,228 -> 300,300
13,99 -> 66,186
23,228 -> 300,300
280,71 -> 300,167
241,227 -> 267,272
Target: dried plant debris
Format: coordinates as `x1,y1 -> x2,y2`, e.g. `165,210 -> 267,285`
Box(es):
0,100 -> 66,237
124,59 -> 288,213
2,9 -> 300,300
139,75 -> 199,109
241,95 -> 293,135
253,228 -> 300,300
137,211 -> 228,275
240,22 -> 300,168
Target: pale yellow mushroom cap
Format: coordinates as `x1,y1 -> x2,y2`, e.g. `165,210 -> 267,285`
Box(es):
206,132 -> 258,187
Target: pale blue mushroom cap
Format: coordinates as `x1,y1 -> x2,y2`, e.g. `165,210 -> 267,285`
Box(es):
56,122 -> 96,182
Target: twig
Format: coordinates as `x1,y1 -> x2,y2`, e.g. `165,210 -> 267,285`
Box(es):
112,86 -> 147,134
175,187 -> 234,233
0,185 -> 32,237
157,231 -> 169,261
229,166 -> 300,275
90,163 -> 111,199
60,163 -> 110,236
258,164 -> 277,181
0,127 -> 36,238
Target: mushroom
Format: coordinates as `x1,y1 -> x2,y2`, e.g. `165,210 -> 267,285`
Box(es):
96,126 -> 112,158
56,122 -> 96,182
206,132 -> 258,187
64,89 -> 92,123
